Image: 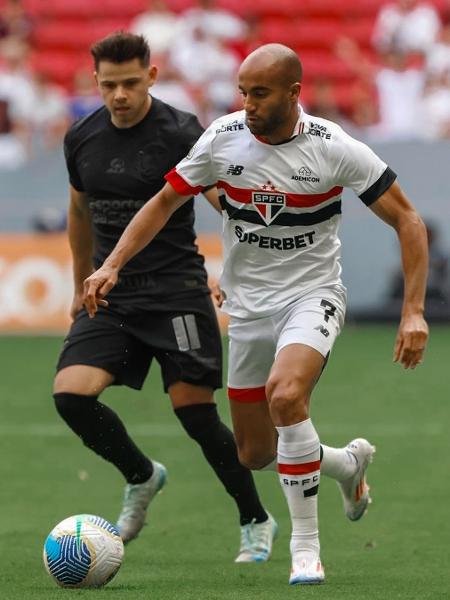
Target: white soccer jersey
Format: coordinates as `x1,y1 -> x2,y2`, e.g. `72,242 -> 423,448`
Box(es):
166,107 -> 396,319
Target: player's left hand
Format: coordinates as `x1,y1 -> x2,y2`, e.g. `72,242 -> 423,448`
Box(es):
393,313 -> 429,369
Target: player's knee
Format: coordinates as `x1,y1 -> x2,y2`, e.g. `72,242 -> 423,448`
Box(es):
53,392 -> 98,422
174,402 -> 219,439
266,375 -> 309,419
53,366 -> 111,396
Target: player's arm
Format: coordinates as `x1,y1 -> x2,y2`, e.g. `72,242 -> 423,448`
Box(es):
369,180 -> 429,369
67,185 -> 103,319
83,183 -> 189,317
203,187 -> 222,213
201,187 -> 224,305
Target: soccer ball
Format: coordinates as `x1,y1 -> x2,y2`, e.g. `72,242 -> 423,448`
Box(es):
43,514 -> 124,588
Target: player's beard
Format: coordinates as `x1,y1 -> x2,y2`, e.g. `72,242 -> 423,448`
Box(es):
245,110 -> 285,136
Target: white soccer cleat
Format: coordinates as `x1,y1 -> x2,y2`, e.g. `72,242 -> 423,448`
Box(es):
338,438 -> 375,521
289,554 -> 325,585
234,512 -> 278,562
116,461 -> 167,544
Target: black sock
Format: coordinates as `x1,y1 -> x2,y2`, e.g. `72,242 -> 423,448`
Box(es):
175,403 -> 268,526
54,392 -> 153,484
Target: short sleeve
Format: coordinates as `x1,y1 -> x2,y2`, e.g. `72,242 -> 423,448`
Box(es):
329,127 -> 397,206
63,131 -> 84,192
165,124 -> 217,195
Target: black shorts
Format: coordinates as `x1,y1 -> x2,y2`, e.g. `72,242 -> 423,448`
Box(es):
56,294 -> 222,391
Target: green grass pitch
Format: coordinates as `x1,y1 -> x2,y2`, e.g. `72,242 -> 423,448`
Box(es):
0,325 -> 449,599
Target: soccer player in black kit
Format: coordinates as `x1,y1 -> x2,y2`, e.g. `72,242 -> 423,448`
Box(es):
52,32 -> 277,562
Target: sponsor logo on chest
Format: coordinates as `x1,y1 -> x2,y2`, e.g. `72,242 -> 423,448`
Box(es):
291,166 -> 320,183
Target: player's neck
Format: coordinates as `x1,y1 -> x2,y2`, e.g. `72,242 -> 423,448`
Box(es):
260,108 -> 301,145
111,95 -> 152,129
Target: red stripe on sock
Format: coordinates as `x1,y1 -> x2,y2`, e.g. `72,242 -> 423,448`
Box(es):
228,386 -> 266,403
278,460 -> 321,475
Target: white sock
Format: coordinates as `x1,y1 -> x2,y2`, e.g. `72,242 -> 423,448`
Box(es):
320,444 -> 358,482
276,419 -> 321,559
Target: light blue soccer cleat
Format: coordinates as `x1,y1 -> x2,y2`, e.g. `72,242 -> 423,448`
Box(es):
116,461 -> 167,544
289,554 -> 325,585
235,512 -> 278,562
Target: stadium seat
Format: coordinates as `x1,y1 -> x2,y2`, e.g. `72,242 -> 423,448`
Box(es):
25,0 -> 109,19
299,51 -> 354,83
29,50 -> 89,87
34,19 -> 130,51
260,19 -> 346,50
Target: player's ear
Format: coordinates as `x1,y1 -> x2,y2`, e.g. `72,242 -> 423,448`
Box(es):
148,65 -> 158,88
290,82 -> 301,101
93,71 -> 99,87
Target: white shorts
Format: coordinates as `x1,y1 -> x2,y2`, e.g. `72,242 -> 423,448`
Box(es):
227,285 -> 346,402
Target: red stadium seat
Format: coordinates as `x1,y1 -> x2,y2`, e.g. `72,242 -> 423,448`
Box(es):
30,50 -> 89,87
34,19 -> 130,52
299,50 -> 355,83
25,0 -> 107,19
260,19 -> 346,50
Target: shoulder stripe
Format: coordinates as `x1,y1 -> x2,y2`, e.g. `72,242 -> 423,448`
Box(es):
220,195 -> 341,226
165,168 -> 205,195
217,180 -> 342,208
359,166 -> 397,206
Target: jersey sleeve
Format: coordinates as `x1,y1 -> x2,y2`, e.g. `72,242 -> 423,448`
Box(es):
63,130 -> 84,192
329,127 -> 397,206
165,124 -> 217,196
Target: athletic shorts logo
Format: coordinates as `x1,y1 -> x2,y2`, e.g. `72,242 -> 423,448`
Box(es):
252,192 -> 286,225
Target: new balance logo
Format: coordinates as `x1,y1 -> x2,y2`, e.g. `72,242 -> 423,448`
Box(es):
314,325 -> 330,337
226,164 -> 244,175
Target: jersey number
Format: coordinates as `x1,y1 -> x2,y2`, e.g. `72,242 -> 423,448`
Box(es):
320,300 -> 337,322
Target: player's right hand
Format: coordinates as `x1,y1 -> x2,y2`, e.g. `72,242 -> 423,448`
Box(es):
83,266 -> 117,318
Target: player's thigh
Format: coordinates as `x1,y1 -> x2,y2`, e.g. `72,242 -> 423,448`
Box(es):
227,315 -> 277,461
54,365 -> 114,396
55,308 -> 153,392
267,286 -> 346,418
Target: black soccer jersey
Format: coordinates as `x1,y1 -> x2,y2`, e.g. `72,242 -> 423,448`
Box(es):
64,97 -> 209,309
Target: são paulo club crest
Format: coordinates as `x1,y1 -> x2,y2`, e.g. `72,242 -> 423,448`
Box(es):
252,181 -> 286,225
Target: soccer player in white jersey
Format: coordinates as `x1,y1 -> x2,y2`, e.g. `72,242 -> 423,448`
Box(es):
83,44 -> 429,585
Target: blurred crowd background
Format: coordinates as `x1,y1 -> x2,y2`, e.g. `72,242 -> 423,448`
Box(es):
0,0 -> 449,330
1,0 -> 450,170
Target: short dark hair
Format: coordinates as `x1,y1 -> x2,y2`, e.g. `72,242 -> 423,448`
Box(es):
90,31 -> 150,70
